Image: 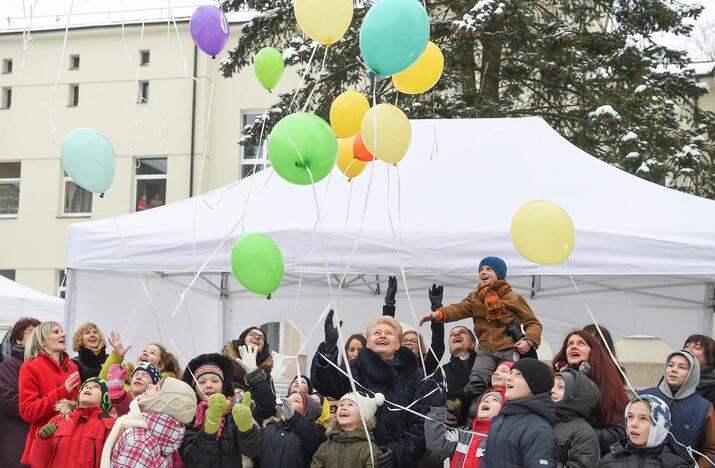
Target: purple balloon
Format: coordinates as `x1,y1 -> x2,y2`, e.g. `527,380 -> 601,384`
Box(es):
189,5 -> 230,58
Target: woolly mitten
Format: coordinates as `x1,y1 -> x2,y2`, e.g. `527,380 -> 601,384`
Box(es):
232,391 -> 254,432
204,393 -> 230,435
39,423 -> 58,439
106,364 -> 127,400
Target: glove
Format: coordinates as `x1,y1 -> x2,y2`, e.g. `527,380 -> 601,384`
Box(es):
377,448 -> 395,468
232,391 -> 254,432
39,423 -> 58,439
428,284 -> 443,312
235,345 -> 258,374
384,276 -> 397,307
323,309 -> 342,354
106,364 -> 128,400
276,397 -> 295,421
204,393 -> 230,435
444,411 -> 459,427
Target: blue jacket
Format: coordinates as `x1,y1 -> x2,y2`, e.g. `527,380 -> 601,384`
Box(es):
483,393 -> 559,467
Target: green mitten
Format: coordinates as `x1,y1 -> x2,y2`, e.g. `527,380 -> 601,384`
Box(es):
204,393 -> 230,435
232,391 -> 254,432
39,423 -> 58,439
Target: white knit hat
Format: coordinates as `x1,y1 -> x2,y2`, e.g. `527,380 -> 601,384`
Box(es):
400,322 -> 427,355
339,392 -> 385,421
138,377 -> 197,424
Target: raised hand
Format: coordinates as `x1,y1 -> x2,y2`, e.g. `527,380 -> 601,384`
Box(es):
235,345 -> 258,374
204,393 -> 231,435
323,309 -> 342,353
384,276 -> 398,307
232,391 -> 254,432
276,396 -> 295,421
428,284 -> 443,312
108,331 -> 132,358
106,364 -> 128,399
418,311 -> 436,327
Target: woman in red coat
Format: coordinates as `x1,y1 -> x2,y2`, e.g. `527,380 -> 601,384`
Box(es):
18,321 -> 80,465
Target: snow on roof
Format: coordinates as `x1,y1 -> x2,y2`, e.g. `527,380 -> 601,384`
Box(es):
691,61 -> 715,77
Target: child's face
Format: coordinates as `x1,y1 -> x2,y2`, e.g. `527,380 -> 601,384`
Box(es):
138,383 -> 161,400
131,371 -> 153,396
347,339 -> 363,362
491,363 -> 511,388
551,375 -> 565,402
286,392 -> 305,415
665,355 -> 690,390
138,344 -> 164,370
476,395 -> 502,420
79,381 -> 102,408
336,399 -> 361,430
505,369 -> 532,400
479,265 -> 497,286
289,378 -> 309,395
626,401 -> 651,447
196,374 -> 223,401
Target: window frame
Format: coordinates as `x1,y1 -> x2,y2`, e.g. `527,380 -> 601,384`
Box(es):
0,161 -> 21,218
240,110 -> 269,178
133,157 -> 167,212
0,270 -> 15,281
60,171 -> 92,217
69,54 -> 80,70
57,270 -> 66,299
1,87 -> 12,109
1,59 -> 12,74
140,50 -> 150,66
68,84 -> 79,107
138,81 -> 149,104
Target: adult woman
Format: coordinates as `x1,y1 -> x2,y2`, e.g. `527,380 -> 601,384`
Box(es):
99,331 -> 177,384
72,322 -> 108,381
684,334 -> 715,404
583,324 -> 626,383
0,317 -> 40,468
640,350 -> 715,466
18,321 -> 80,465
313,316 -> 443,468
553,330 -> 629,456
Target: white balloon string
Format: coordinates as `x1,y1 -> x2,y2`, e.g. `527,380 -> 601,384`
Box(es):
47,0 -> 74,139
120,0 -> 134,67
166,0 -> 189,79
19,0 -> 39,67
302,45 -> 329,112
289,41 -> 319,112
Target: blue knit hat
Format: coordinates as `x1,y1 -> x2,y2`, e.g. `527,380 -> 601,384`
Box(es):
133,362 -> 162,384
479,256 -> 507,280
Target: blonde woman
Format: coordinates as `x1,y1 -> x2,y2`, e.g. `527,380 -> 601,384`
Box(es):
71,322 -> 108,381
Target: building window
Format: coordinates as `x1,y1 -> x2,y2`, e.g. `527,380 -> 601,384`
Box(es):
1,87 -> 11,109
2,59 -> 12,74
69,54 -> 80,69
140,50 -> 150,66
138,81 -> 149,104
68,84 -> 79,107
135,157 -> 167,211
241,112 -> 269,178
58,270 -> 66,299
62,171 -> 92,216
0,162 -> 20,216
260,322 -> 281,354
0,270 -> 15,281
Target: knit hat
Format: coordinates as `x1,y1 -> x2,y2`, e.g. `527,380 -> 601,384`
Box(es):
133,362 -> 162,385
479,256 -> 507,280
626,395 -> 670,448
512,358 -> 554,395
497,360 -> 514,370
80,377 -> 112,413
182,353 -> 234,399
339,392 -> 385,421
288,374 -> 314,395
305,393 -> 323,421
138,377 -> 198,424
479,390 -> 505,406
195,363 -> 224,382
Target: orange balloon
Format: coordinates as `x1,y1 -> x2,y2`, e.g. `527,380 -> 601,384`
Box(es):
353,133 -> 375,162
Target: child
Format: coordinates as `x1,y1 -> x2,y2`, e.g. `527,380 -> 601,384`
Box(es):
598,395 -> 690,467
465,359 -> 512,426
482,358 -> 558,467
420,256 -> 543,399
30,377 -> 116,468
101,377 -> 197,468
106,362 -> 162,416
311,392 -> 384,467
179,353 -> 260,467
425,390 -> 504,468
99,332 -> 178,386
551,368 -> 600,468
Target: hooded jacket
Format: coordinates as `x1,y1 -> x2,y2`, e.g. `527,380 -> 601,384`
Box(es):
425,406 -> 492,468
434,349 -> 477,426
597,440 -> 691,468
554,369 -> 600,468
482,393 -> 559,467
260,412 -> 327,468
310,422 -> 383,468
73,347 -> 109,382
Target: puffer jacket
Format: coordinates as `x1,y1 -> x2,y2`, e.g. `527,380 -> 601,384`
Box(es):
597,440 -> 691,468
555,369 -> 600,468
482,393 -> 559,467
425,406 -> 491,468
310,423 -> 382,468
260,413 -> 326,468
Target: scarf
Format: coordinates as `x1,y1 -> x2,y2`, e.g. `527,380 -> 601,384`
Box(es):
194,396 -> 235,438
476,280 -> 512,321
10,344 -> 25,359
625,395 -> 670,448
100,398 -> 148,468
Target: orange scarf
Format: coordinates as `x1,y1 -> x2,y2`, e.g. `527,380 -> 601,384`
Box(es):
476,280 -> 512,321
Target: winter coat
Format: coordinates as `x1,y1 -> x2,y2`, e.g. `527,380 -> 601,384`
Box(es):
310,342 -> 344,399
482,393 -> 559,468
29,403 -> 116,468
425,406 -> 491,468
434,349 -> 477,426
260,413 -> 327,468
554,369 -> 600,468
697,367 -> 715,406
0,352 -> 30,468
110,411 -> 186,467
382,306 -> 446,378
18,351 -> 79,465
221,345 -> 276,423
438,288 -> 542,352
73,347 -> 108,383
597,440 -> 691,468
310,422 -> 382,468
313,346 -> 445,467
181,416 -> 260,468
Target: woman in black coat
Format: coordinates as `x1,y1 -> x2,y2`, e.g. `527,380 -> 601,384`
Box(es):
684,334 -> 715,405
71,322 -> 108,381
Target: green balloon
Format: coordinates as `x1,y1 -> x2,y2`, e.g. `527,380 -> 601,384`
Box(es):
61,128 -> 116,194
231,233 -> 284,298
268,113 -> 337,185
254,47 -> 285,91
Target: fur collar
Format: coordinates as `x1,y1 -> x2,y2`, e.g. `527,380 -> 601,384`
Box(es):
76,346 -> 108,367
223,343 -> 273,384
354,347 -> 417,385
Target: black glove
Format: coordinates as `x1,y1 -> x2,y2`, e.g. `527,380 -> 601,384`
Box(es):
428,284 -> 443,312
506,322 -> 525,342
384,276 -> 397,307
378,448 -> 395,468
323,309 -> 342,354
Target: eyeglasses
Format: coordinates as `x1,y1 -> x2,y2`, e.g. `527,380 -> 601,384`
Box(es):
402,338 -> 419,345
247,331 -> 265,342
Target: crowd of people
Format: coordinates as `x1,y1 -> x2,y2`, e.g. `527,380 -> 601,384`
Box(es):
1,256 -> 715,467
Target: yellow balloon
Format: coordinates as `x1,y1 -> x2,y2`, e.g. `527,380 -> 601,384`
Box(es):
294,0 -> 353,46
330,91 -> 370,138
392,41 -> 444,95
360,104 -> 412,165
336,136 -> 367,180
510,200 -> 575,265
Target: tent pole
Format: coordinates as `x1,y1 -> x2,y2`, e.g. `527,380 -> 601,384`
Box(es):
530,275 -> 541,300
220,272 -> 230,346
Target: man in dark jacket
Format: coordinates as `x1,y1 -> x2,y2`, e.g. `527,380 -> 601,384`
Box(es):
433,325 -> 477,426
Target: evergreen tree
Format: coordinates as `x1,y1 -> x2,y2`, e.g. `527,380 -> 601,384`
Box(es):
220,0 -> 715,198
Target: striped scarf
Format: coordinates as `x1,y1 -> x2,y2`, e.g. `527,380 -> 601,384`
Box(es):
476,280 -> 512,321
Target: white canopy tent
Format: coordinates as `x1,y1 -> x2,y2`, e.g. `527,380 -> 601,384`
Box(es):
65,117 -> 715,365
0,276 -> 64,327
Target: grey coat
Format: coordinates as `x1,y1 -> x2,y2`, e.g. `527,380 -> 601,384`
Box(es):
555,369 -> 600,468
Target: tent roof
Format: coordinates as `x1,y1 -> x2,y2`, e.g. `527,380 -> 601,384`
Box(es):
67,117 -> 715,277
0,276 -> 65,326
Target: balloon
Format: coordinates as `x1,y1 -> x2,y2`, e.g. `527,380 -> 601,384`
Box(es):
330,91 -> 370,138
231,233 -> 284,298
254,47 -> 285,91
510,200 -> 575,265
392,41 -> 444,94
294,0 -> 353,46
268,113 -> 337,185
359,0 -> 429,76
360,104 -> 411,165
337,136 -> 367,180
352,134 -> 375,162
61,128 -> 116,195
189,5 -> 230,57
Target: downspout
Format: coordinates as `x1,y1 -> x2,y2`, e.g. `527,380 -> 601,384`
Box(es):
189,44 -> 198,197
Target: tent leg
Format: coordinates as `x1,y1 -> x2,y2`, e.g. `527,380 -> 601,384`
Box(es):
220,272 -> 230,345
530,275 -> 542,300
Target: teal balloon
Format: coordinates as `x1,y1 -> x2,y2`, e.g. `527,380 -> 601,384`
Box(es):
359,0 -> 430,76
268,113 -> 337,185
255,47 -> 285,91
231,233 -> 284,298
61,128 -> 116,194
